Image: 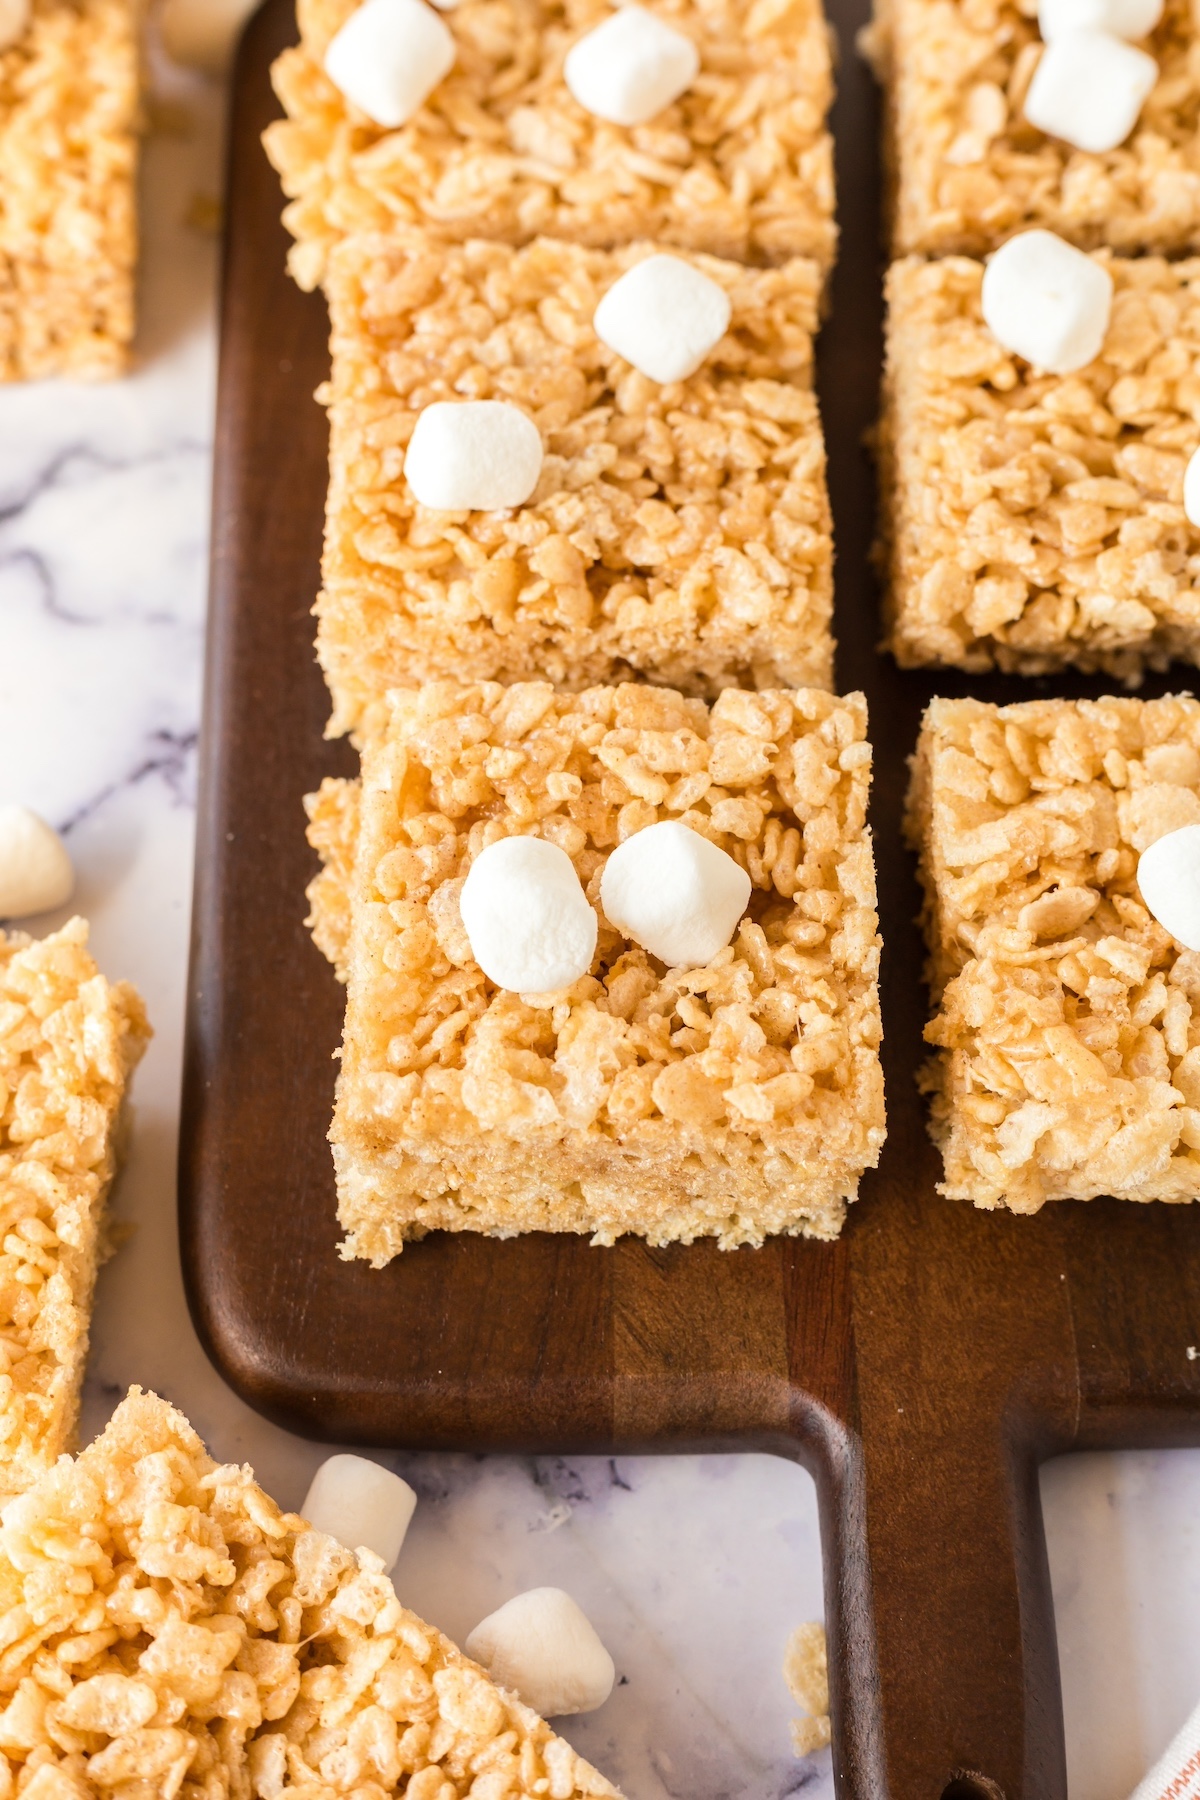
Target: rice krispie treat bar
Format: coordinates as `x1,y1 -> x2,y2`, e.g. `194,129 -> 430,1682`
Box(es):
909,694 -> 1200,1211
0,918 -> 148,1497
0,0 -> 141,381
307,679 -> 884,1263
265,0 -> 835,294
319,231 -> 834,737
870,0 -> 1200,257
0,1386 -> 622,1799
880,253 -> 1200,681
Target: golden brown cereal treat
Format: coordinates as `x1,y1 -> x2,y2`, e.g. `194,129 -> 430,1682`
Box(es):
0,919 -> 148,1498
0,0 -> 142,381
879,254 -> 1200,681
909,695 -> 1200,1212
870,0 -> 1200,257
309,680 -> 885,1263
319,231 -> 835,737
0,1386 -> 623,1799
264,0 -> 836,294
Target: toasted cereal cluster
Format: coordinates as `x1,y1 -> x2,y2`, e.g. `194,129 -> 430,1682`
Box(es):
319,231 -> 834,736
869,0 -> 1200,257
909,695 -> 1200,1211
879,254 -> 1200,681
0,0 -> 141,380
264,0 -> 836,294
0,1387 -> 621,1800
783,1624 -> 831,1757
0,920 -> 148,1498
307,680 -> 884,1262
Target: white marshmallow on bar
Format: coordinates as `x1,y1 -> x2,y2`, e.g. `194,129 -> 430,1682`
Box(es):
1138,824 -> 1200,951
323,0 -> 455,129
1037,0 -> 1161,41
0,0 -> 30,53
564,5 -> 699,127
465,1589 -> 616,1718
160,0 -> 261,72
301,1455 -> 417,1574
460,837 -> 597,993
1184,446 -> 1200,526
593,255 -> 732,383
600,820 -> 751,968
980,230 -> 1113,374
405,401 -> 543,511
0,807 -> 74,920
1024,28 -> 1157,152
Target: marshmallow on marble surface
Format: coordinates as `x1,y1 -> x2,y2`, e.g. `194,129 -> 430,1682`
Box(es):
0,807 -> 74,920
1137,824 -> 1200,951
160,0 -> 261,73
1037,0 -> 1162,40
460,837 -> 597,993
405,401 -> 543,511
564,5 -> 699,127
600,820 -> 751,968
324,0 -> 455,129
301,1455 -> 417,1574
980,230 -> 1113,374
0,0 -> 30,53
465,1588 -> 615,1718
593,255 -> 732,383
1024,28 -> 1157,152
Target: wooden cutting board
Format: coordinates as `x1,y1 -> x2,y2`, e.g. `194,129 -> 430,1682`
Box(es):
179,4 -> 1200,1795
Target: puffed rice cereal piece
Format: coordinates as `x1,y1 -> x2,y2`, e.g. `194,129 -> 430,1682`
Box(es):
318,231 -> 834,735
0,1386 -> 623,1800
306,679 -> 885,1262
0,0 -> 142,380
0,919 -> 148,1498
879,253 -> 1200,681
908,694 -> 1200,1210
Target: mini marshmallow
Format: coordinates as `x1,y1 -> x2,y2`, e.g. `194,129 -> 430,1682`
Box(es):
0,807 -> 74,920
323,0 -> 455,130
563,5 -> 699,127
0,0 -> 30,52
1037,0 -> 1162,41
160,0 -> 261,72
301,1455 -> 417,1574
1138,824 -> 1200,951
1184,446 -> 1200,526
593,255 -> 732,383
405,401 -> 543,511
980,230 -> 1113,374
1024,29 -> 1157,153
600,820 -> 751,967
460,837 -> 597,993
465,1589 -> 615,1718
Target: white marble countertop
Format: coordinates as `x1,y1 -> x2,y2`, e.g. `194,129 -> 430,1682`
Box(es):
3,32 -> 1200,1800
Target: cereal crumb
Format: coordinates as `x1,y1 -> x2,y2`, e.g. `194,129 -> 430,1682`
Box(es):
785,1622 -> 831,1755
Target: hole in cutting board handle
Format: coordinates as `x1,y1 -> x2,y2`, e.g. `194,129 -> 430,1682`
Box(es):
942,1773 -> 1007,1800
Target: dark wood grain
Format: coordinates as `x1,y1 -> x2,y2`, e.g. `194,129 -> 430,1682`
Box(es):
180,5 -> 1200,1795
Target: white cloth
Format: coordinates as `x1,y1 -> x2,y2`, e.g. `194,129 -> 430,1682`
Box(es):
1130,1701 -> 1200,1800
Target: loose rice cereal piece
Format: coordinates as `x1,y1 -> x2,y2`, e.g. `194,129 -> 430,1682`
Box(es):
263,0 -> 836,293
0,919 -> 148,1497
0,0 -> 142,380
908,694 -> 1200,1210
308,680 -> 885,1262
870,0 -> 1200,257
319,231 -> 834,736
880,254 -> 1200,681
0,1386 -> 622,1799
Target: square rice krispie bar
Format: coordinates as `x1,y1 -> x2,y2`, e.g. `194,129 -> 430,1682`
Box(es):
319,231 -> 834,739
0,918 -> 148,1497
307,679 -> 885,1263
265,0 -> 836,295
0,0 -> 141,380
880,253 -> 1200,681
909,694 -> 1200,1211
0,1386 -> 622,1799
869,0 -> 1200,256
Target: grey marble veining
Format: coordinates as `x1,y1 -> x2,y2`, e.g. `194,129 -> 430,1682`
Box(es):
0,30 -> 1197,1800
